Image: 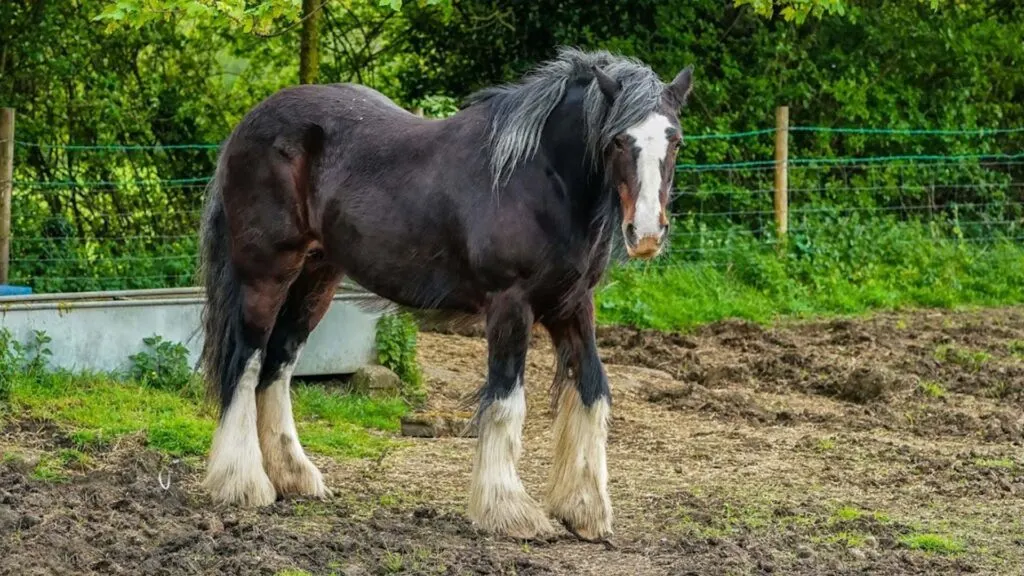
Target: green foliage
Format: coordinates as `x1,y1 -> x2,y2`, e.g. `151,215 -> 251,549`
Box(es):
127,335 -> 197,395
415,94 -> 460,118
95,0 -> 304,34
374,312 -> 425,404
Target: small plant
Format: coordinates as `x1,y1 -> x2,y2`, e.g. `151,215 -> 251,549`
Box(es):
918,380 -> 946,399
0,329 -> 53,399
128,335 -> 194,393
816,437 -> 836,452
374,313 -> 425,404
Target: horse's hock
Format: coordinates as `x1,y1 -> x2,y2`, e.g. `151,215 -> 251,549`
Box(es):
0,284 -> 385,377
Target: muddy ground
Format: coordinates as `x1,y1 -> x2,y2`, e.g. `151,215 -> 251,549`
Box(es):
2,307 -> 1024,575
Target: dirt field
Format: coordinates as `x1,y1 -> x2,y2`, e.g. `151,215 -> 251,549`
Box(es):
2,307 -> 1024,575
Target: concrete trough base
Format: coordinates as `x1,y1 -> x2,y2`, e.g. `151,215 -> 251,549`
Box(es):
0,284 -> 388,377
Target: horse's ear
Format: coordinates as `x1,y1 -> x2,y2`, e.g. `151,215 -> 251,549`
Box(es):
665,65 -> 694,109
593,66 -> 621,105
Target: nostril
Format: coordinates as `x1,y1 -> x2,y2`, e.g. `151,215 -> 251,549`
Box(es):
625,223 -> 637,244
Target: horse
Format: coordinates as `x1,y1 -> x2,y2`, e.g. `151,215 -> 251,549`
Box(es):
197,47 -> 694,541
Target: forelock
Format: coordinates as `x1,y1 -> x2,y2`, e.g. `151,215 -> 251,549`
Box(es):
465,47 -> 665,191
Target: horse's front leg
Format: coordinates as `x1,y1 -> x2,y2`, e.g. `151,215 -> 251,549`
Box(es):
468,289 -> 554,539
543,298 -> 613,541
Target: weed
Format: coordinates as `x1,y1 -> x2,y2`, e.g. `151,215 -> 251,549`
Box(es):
374,313 -> 425,405
1,329 -> 53,400
127,335 -> 198,395
816,437 -> 836,452
900,533 -> 964,555
918,380 -> 946,399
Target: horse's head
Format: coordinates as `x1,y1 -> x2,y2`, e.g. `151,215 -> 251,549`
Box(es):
595,65 -> 693,260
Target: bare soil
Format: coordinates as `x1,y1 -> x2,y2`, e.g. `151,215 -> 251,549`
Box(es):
3,307 -> 1024,575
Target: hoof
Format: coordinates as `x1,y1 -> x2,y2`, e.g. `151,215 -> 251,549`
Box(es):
548,497 -> 612,542
469,487 -> 555,540
203,465 -> 277,507
266,448 -> 329,498
270,457 -> 332,500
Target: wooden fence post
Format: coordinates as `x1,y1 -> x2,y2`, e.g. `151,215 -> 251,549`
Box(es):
0,108 -> 14,285
774,105 -> 789,243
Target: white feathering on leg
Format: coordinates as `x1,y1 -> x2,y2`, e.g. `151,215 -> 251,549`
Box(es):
546,386 -> 612,540
203,352 -> 277,506
468,382 -> 554,539
256,346 -> 330,498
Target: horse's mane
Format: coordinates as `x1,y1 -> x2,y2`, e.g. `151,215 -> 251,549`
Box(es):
465,47 -> 665,191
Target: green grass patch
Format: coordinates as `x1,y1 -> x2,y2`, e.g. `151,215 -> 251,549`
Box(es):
918,380 -> 947,399
973,457 -> 1017,471
7,370 -> 409,460
829,504 -> 890,525
900,533 -> 965,555
595,218 -> 1024,331
934,345 -> 991,371
1009,340 -> 1024,360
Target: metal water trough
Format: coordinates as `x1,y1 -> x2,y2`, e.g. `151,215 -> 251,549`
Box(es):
0,282 -> 387,377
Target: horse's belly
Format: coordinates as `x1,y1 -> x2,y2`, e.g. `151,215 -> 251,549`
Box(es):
345,265 -> 484,313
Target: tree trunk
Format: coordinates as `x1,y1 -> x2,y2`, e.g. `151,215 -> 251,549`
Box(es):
299,0 -> 321,84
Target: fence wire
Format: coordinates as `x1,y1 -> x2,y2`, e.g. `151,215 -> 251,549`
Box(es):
7,125 -> 1024,292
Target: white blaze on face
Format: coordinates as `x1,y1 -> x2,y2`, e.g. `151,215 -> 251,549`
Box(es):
624,113 -> 673,241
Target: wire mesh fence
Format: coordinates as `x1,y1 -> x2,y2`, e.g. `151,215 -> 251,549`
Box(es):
5,123 -> 1024,293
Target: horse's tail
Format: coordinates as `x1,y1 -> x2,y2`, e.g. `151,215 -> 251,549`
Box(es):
198,155 -> 245,414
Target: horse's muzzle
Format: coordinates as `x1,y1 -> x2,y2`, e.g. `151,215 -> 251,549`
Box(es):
626,235 -> 662,260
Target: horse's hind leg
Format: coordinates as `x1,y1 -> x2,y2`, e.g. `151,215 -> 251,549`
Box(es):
203,268 -> 301,507
256,260 -> 343,498
543,298 -> 613,541
468,289 -> 554,539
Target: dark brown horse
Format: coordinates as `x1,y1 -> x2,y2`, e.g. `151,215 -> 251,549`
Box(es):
198,47 -> 693,541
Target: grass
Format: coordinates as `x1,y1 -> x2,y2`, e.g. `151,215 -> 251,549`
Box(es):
4,370 -> 410,460
973,457 -> 1017,471
595,218 -> 1024,331
900,533 -> 965,555
934,345 -> 991,371
1009,340 -> 1024,360
918,380 -> 947,399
